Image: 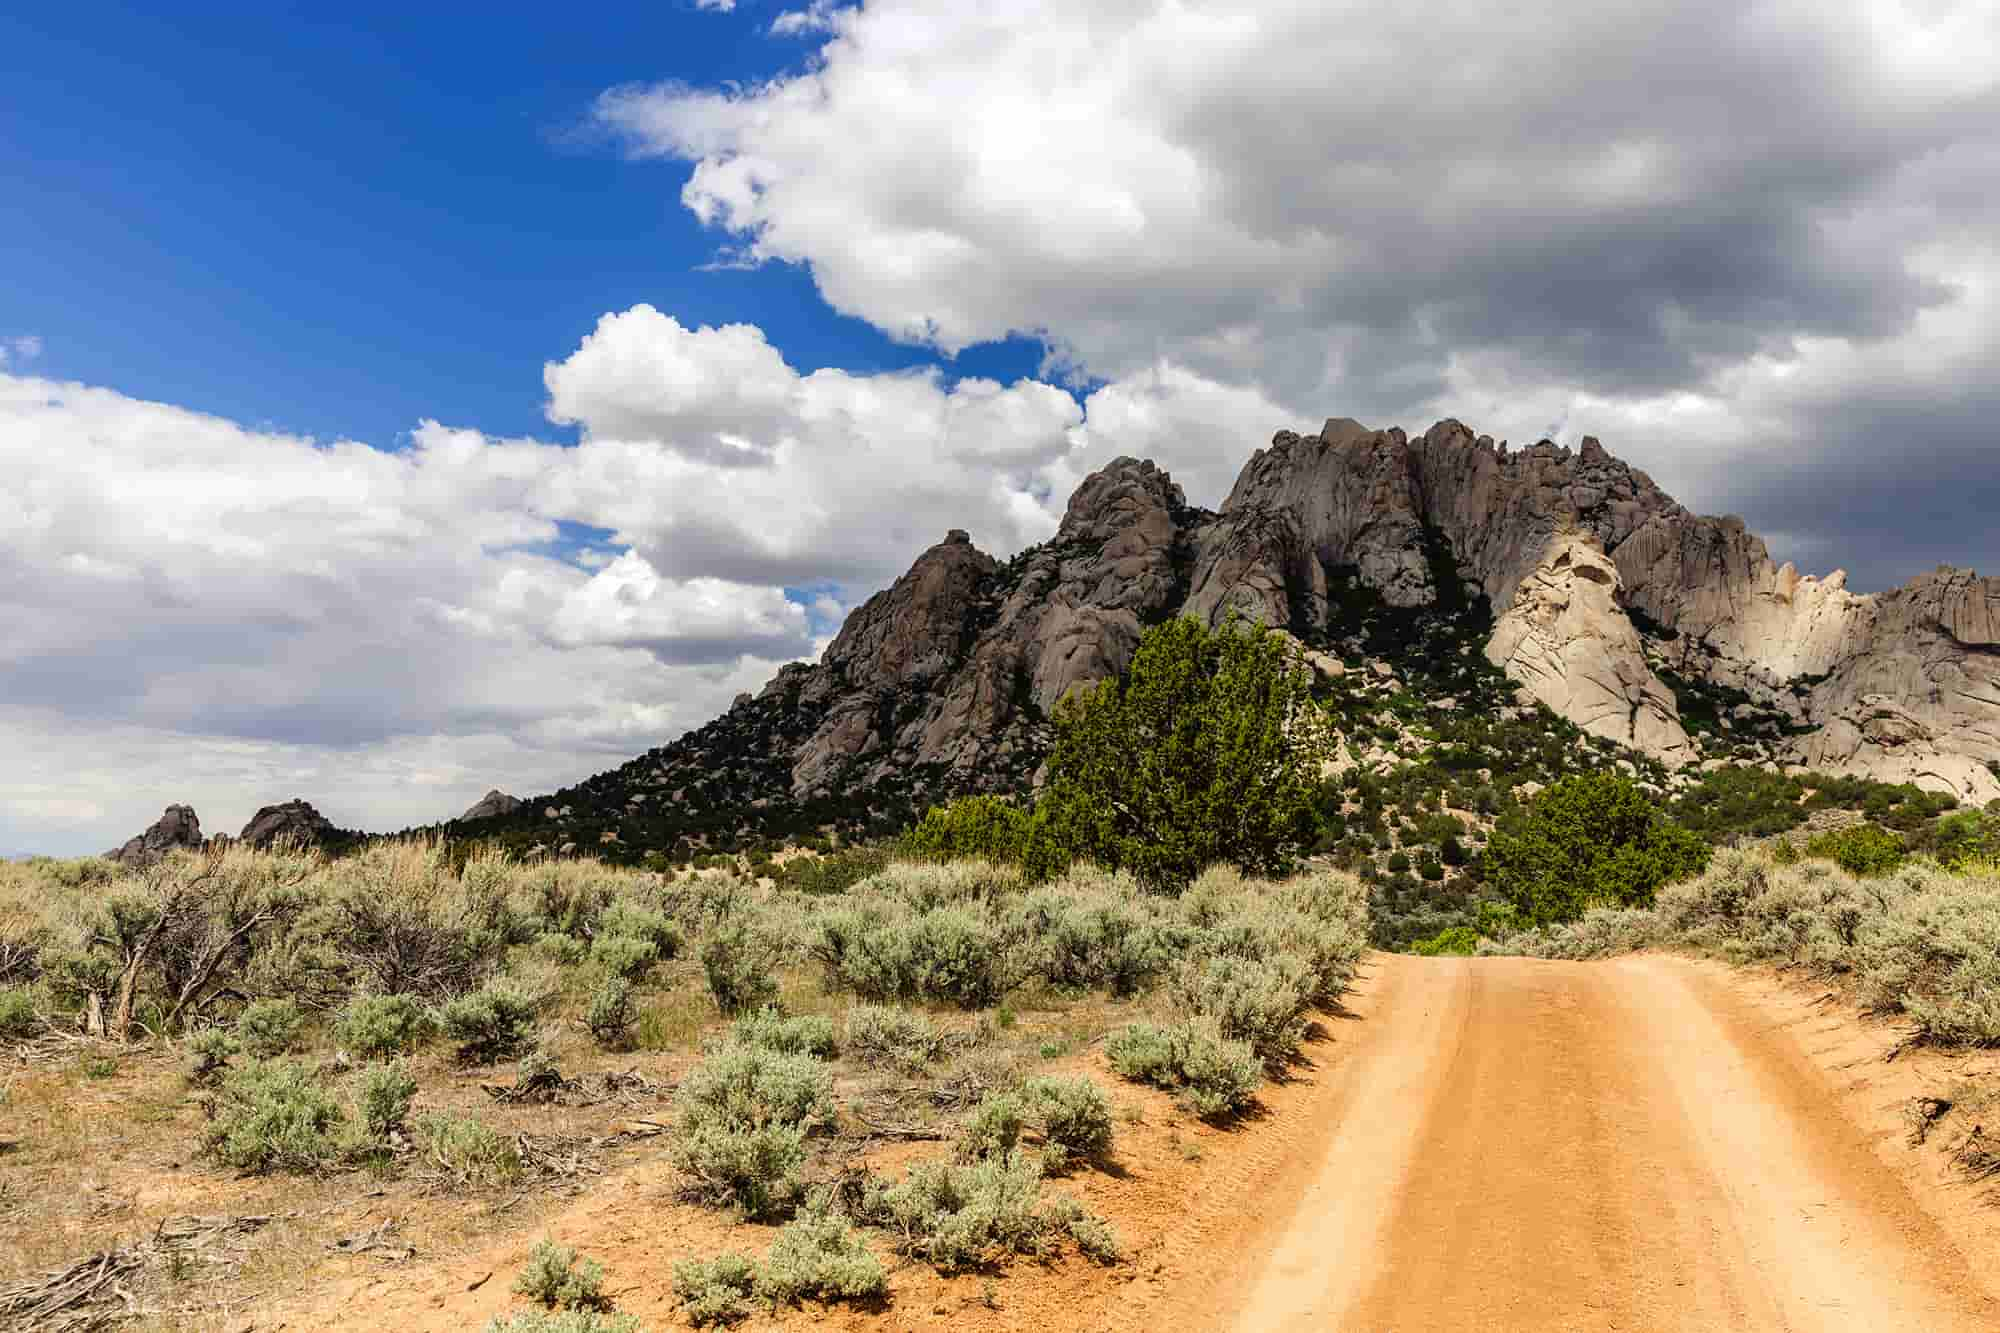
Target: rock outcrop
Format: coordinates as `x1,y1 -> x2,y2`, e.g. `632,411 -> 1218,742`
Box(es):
1208,417 -> 1998,800
529,416 -> 2000,836
1485,535 -> 1695,764
1785,568 -> 2000,799
457,790 -> 523,822
785,459 -> 1201,797
239,799 -> 337,850
106,804 -> 204,866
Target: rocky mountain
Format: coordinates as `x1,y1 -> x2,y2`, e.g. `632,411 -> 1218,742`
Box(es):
470,416 -> 1999,860
457,790 -> 523,822
238,799 -> 346,851
106,804 -> 204,867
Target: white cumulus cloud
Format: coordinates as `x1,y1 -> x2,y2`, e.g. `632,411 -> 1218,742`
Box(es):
596,0 -> 2000,591
4,303 -> 1303,855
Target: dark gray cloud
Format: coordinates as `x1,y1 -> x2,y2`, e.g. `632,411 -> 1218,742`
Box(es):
606,0 -> 2000,586
1705,375 -> 2000,592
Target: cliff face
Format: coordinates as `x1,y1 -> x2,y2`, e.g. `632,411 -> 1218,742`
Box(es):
1205,417 -> 2000,801
107,803 -> 204,866
786,458 -> 1201,798
515,416 -> 2000,845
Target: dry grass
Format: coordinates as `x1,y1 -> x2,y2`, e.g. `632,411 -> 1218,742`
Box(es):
0,844 -> 1369,1328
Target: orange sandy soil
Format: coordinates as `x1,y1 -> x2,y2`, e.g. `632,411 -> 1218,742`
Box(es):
9,952 -> 1998,1332
261,1027 -> 1366,1331
280,954 -> 2000,1331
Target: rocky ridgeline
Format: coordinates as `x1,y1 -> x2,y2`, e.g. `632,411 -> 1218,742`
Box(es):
480,416 -> 1998,858
456,789 -> 523,822
106,803 -> 205,867
107,798 -> 356,864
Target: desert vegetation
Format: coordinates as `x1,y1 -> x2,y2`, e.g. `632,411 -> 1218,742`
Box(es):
7,604 -> 1994,1327
1481,839 -> 2000,1044
0,820 -> 1367,1327
905,615 -> 1332,889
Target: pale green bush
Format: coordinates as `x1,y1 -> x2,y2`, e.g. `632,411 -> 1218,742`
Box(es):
1655,848 -> 1772,937
483,1312 -> 639,1333
859,1151 -> 1118,1272
337,992 -> 434,1057
439,983 -> 539,1063
676,1042 -> 835,1133
812,904 -> 904,1000
819,905 -> 1016,1008
1172,953 -> 1310,1065
1105,1019 -> 1261,1119
531,933 -> 589,968
860,859 -> 1020,911
757,1197 -> 887,1306
200,1058 -> 344,1172
671,1252 -> 757,1326
1179,864 -> 1249,928
584,976 -> 636,1048
1478,906 -> 1660,960
1490,847 -> 2000,1050
331,846 -> 500,999
730,1006 -> 837,1059
589,932 -> 658,981
958,1090 -> 1027,1162
354,1060 -> 417,1139
186,1026 -> 240,1082
512,1238 -> 609,1311
1806,823 -> 1906,877
1023,1074 -> 1114,1168
517,868 -> 617,941
1011,887 -> 1170,996
904,906 -> 1014,1007
843,1004 -> 947,1071
237,998 -> 305,1058
670,1043 -> 834,1217
596,899 -> 684,958
420,1113 -> 522,1189
700,923 -> 782,1016
0,984 -> 39,1038
1852,870 -> 2000,1043
657,874 -> 752,935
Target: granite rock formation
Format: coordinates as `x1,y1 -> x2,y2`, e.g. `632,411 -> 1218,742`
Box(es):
524,417 -> 2000,835
239,799 -> 337,850
457,790 -> 523,822
106,804 -> 204,866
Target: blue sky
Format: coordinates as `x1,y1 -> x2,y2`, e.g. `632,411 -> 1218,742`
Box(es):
1,2 -> 1039,450
4,1 -> 1997,854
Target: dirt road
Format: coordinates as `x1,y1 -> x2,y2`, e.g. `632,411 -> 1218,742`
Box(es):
288,952 -> 1997,1332
1213,953 -> 1999,1332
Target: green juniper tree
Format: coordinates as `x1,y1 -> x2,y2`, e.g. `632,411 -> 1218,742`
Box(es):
1485,772 -> 1709,925
1028,615 -> 1332,892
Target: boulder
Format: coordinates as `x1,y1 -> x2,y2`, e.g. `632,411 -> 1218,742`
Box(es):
239,799 -> 336,850
1485,534 -> 1694,764
457,789 -> 523,822
106,804 -> 203,867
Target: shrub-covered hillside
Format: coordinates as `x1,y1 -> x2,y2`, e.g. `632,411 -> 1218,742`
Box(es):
0,839 -> 1371,1326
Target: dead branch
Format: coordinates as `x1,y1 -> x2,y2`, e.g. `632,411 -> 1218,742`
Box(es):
516,1132 -> 603,1181
850,1113 -> 948,1142
482,1063 -> 571,1105
1905,1095 -> 1954,1147
1950,1125 -> 2000,1184
161,904 -> 280,1031
326,1220 -> 415,1263
603,1118 -> 670,1139
0,1211 -> 277,1331
482,1065 -> 666,1108
0,1246 -> 143,1330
